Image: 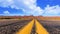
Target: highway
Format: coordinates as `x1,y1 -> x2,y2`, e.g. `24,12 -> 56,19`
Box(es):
0,19 -> 60,34
0,19 -> 49,34
16,19 -> 49,34
35,19 -> 49,34
16,19 -> 34,34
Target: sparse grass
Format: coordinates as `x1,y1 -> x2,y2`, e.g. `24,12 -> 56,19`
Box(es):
37,16 -> 60,21
38,19 -> 60,34
0,19 -> 31,34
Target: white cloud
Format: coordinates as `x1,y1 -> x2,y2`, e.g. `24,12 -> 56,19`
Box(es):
2,10 -> 24,16
43,5 -> 60,16
10,5 -> 19,9
0,0 -> 43,16
0,0 -> 14,7
4,11 -> 10,14
0,0 -> 60,16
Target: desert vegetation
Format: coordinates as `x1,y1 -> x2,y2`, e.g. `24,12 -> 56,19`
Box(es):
0,16 -> 32,34
0,16 -> 60,34
37,16 -> 60,34
37,16 -> 60,21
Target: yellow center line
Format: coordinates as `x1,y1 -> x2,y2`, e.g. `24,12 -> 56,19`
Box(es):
16,19 -> 34,34
35,19 -> 49,34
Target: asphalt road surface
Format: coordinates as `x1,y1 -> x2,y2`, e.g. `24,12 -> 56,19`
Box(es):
0,19 -> 60,34
16,19 -> 49,34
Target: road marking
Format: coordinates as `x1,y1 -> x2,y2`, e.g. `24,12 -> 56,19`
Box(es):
16,19 -> 34,34
35,20 -> 49,34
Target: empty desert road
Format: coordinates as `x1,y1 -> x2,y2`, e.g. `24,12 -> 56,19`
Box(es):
16,19 -> 49,34
16,19 -> 34,34
35,19 -> 49,34
0,19 -> 60,34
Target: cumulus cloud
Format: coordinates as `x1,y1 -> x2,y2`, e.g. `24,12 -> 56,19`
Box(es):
43,5 -> 60,16
0,0 -> 43,16
4,11 -> 10,14
0,0 -> 60,16
2,11 -> 24,16
0,0 -> 14,7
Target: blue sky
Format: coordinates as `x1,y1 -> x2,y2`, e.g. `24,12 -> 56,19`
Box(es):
37,0 -> 60,9
0,0 -> 60,16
